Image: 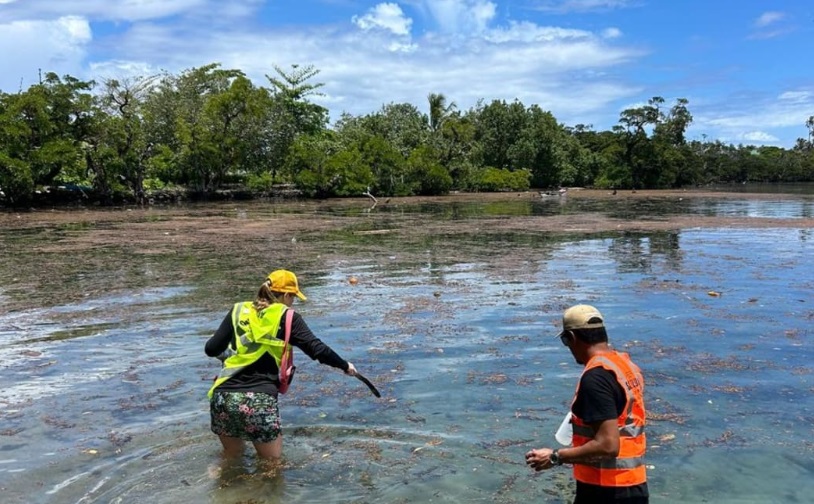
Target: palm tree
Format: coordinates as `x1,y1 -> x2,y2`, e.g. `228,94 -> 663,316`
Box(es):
427,92 -> 456,132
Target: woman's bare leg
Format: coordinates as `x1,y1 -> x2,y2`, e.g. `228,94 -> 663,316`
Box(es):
253,434 -> 282,460
218,435 -> 245,459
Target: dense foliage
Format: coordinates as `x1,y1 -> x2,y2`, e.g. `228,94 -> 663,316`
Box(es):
1,64 -> 813,206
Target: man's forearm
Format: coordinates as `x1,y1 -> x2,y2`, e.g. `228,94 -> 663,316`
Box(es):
559,439 -> 617,464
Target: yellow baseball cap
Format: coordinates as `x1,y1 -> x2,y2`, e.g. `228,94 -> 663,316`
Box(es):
267,270 -> 307,300
558,304 -> 604,336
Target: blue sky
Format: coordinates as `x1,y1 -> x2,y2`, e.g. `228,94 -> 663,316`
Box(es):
1,0 -> 812,146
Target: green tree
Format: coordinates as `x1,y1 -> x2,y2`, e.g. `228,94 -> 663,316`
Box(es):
471,99 -> 527,171
437,113 -> 477,189
0,73 -> 94,204
472,167 -> 531,192
98,76 -> 158,203
405,145 -> 451,195
508,105 -> 566,187
264,64 -> 329,181
287,132 -> 339,198
326,147 -> 375,197
427,92 -> 456,133
141,64 -> 268,193
357,135 -> 406,196
365,102 -> 429,158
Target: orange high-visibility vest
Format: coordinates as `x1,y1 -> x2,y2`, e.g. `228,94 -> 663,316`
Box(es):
571,351 -> 647,487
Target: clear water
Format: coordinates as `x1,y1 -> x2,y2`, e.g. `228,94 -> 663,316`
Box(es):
1,196 -> 812,503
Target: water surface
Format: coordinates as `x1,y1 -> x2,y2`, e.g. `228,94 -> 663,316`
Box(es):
1,194 -> 812,503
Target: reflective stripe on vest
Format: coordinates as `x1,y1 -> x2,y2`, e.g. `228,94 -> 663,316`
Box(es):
571,351 -> 647,487
573,423 -> 645,438
207,302 -> 288,398
580,456 -> 645,470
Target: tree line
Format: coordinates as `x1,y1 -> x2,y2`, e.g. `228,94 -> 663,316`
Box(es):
1,62 -> 813,206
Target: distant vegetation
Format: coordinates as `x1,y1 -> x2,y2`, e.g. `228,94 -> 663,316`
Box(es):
1,63 -> 813,206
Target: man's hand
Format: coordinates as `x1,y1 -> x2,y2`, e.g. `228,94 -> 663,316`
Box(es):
345,362 -> 358,376
525,447 -> 556,471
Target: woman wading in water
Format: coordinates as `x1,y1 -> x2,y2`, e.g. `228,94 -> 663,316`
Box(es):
205,269 -> 359,460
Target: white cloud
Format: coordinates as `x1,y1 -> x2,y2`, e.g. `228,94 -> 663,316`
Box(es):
602,27 -> 623,39
388,41 -> 419,53
353,3 -> 413,36
0,16 -> 92,89
778,91 -> 811,102
740,131 -> 779,143
0,0 -> 209,22
749,11 -> 794,39
754,11 -> 785,28
700,95 -> 812,130
692,87 -> 814,145
101,14 -> 640,122
419,0 -> 497,34
484,22 -> 593,43
88,60 -> 161,81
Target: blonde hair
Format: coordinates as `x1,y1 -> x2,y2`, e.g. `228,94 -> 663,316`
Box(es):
253,279 -> 287,311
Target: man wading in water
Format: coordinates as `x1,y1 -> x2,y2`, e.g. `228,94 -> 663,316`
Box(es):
526,305 -> 649,503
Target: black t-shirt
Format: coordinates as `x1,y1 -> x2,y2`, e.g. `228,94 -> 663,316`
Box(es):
205,307 -> 349,395
572,367 -> 649,502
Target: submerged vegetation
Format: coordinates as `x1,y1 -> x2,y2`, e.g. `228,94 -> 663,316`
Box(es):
1,63 -> 813,206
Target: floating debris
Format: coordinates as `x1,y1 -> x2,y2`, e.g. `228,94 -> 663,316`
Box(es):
648,411 -> 689,425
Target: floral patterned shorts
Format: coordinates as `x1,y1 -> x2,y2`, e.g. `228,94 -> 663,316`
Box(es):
210,391 -> 281,443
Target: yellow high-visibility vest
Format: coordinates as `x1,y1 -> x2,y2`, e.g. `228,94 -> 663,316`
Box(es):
208,302 -> 289,398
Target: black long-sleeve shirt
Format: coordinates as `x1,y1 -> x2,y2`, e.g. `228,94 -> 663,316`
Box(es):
205,307 -> 349,395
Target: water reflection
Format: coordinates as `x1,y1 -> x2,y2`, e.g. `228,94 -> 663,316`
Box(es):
608,232 -> 683,273
344,195 -> 814,221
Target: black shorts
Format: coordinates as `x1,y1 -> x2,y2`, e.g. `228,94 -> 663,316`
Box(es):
574,481 -> 649,504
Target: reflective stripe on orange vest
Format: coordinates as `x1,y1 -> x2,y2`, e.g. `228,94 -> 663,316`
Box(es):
571,351 -> 647,487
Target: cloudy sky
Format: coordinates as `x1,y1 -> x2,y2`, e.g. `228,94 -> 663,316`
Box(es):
1,0 -> 812,146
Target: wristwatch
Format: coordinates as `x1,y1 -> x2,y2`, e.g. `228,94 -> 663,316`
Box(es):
550,449 -> 563,466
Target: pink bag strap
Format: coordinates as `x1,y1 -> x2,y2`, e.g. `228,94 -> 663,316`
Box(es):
281,308 -> 294,357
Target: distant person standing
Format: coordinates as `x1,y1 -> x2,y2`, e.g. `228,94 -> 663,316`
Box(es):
205,269 -> 359,461
526,305 -> 648,504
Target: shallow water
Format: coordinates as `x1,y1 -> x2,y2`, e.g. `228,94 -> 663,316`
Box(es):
1,195 -> 812,503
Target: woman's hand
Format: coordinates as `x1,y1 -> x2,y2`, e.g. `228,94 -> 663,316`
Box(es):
345,362 -> 358,376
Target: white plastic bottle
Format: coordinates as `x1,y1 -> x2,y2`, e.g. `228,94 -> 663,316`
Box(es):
555,412 -> 573,446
